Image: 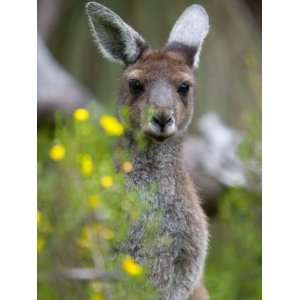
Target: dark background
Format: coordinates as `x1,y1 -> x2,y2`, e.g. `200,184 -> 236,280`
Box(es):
38,0 -> 261,130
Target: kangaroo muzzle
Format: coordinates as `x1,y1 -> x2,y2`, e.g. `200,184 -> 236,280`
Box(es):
145,110 -> 177,142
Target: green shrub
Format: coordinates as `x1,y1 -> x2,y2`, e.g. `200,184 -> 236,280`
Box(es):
38,107 -> 261,300
38,106 -> 157,300
205,111 -> 261,300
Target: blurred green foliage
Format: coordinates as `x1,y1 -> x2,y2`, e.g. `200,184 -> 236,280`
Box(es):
205,111 -> 262,300
206,188 -> 261,300
38,105 -> 261,300
38,108 -> 158,300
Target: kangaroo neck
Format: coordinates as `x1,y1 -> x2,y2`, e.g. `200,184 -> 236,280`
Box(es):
127,136 -> 183,184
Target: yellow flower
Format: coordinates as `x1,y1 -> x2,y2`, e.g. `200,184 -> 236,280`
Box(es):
90,224 -> 114,240
77,227 -> 92,249
80,154 -> 94,176
97,225 -> 114,240
74,108 -> 90,122
37,238 -> 45,254
99,176 -> 113,189
99,115 -> 124,136
88,195 -> 102,210
77,224 -> 114,249
49,144 -> 66,161
90,292 -> 105,300
122,161 -> 133,173
37,210 -> 42,226
122,256 -> 143,276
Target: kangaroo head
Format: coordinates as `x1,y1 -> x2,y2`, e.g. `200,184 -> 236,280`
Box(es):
86,2 -> 209,143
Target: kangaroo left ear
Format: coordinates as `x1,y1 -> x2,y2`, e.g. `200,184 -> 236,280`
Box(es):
86,2 -> 148,65
165,5 -> 209,69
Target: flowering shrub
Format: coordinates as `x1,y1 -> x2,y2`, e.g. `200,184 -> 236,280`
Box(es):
38,107 -> 157,300
99,115 -> 124,136
38,107 -> 261,300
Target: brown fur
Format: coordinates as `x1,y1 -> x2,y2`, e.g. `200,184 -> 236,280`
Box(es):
119,49 -> 195,138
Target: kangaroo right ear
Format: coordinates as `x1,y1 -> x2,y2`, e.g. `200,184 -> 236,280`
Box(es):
165,5 -> 209,69
86,2 -> 148,65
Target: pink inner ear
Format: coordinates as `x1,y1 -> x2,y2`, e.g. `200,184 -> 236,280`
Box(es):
163,42 -> 198,68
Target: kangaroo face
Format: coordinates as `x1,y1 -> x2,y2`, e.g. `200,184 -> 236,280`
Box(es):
86,2 -> 209,142
120,50 -> 194,142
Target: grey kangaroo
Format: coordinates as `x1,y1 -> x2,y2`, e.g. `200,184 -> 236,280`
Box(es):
86,2 -> 210,300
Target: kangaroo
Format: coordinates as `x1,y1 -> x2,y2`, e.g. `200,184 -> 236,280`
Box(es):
86,2 -> 210,300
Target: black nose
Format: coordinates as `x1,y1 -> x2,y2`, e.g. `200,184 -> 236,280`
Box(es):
151,113 -> 173,131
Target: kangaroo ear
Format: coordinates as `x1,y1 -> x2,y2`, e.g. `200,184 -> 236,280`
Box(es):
86,2 -> 148,65
165,5 -> 209,68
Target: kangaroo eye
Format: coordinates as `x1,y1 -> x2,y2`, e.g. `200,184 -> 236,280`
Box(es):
177,82 -> 190,96
129,79 -> 144,96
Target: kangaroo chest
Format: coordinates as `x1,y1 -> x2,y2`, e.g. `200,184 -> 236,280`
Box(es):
125,162 -> 196,255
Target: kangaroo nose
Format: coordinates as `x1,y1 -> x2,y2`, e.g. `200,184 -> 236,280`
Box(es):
151,113 -> 173,132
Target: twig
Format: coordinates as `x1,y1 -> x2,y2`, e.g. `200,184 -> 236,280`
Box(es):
38,267 -> 120,282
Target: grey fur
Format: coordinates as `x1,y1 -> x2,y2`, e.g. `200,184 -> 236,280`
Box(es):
125,138 -> 208,300
86,2 -> 147,64
86,3 -> 210,299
